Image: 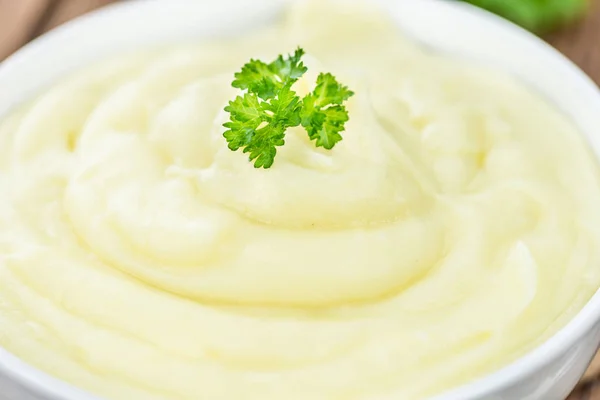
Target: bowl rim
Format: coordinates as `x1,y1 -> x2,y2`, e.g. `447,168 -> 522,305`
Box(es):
1,0 -> 600,399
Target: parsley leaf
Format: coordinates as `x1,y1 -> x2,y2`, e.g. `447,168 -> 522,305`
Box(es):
232,48 -> 307,100
223,48 -> 354,168
301,73 -> 354,149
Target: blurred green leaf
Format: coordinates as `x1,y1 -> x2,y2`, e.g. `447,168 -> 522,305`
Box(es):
461,0 -> 588,33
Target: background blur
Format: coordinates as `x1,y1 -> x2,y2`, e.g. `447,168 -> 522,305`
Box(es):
0,0 -> 114,60
0,0 -> 599,399
0,0 -> 598,83
463,0 -> 589,33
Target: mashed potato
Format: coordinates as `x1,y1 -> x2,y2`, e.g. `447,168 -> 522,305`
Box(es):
1,1 -> 600,399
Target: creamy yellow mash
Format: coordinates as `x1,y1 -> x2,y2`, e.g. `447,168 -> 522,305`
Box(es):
1,1 -> 600,399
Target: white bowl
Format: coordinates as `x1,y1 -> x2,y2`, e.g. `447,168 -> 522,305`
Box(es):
1,0 -> 600,399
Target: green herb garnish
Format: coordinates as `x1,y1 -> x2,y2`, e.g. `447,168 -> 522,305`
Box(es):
223,48 -> 354,168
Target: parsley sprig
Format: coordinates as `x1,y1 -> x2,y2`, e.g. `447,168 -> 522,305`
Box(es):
223,48 -> 354,168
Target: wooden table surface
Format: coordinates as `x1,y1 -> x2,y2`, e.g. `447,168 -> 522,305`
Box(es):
1,0 -> 600,398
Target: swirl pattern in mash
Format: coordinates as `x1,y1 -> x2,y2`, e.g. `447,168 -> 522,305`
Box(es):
1,1 -> 600,399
